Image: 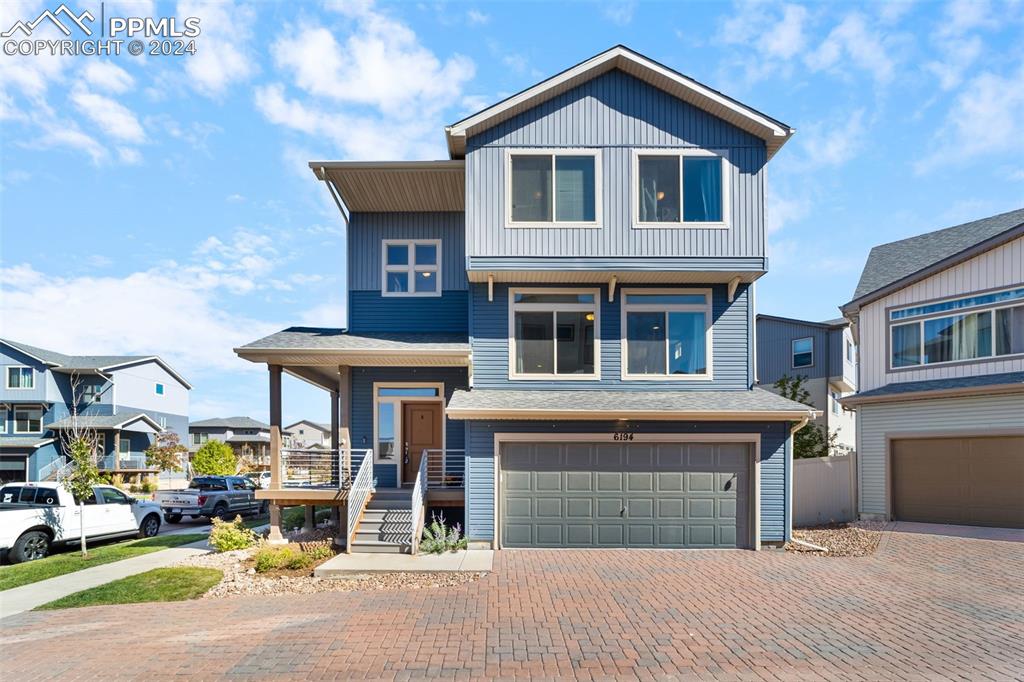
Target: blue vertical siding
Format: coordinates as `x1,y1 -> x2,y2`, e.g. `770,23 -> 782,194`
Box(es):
463,420 -> 790,544
756,317 -> 832,385
471,281 -> 751,390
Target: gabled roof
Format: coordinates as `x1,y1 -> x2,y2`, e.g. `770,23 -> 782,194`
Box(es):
286,420 -> 331,433
190,417 -> 269,430
843,208 -> 1024,313
445,45 -> 794,159
0,339 -> 192,389
48,412 -> 163,432
235,328 -> 471,368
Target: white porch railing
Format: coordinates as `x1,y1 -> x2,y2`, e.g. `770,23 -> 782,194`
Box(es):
280,448 -> 342,487
346,450 -> 374,552
424,448 -> 465,488
410,449 -> 428,554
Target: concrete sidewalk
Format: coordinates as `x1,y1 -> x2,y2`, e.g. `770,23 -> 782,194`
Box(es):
0,538 -> 213,620
315,549 -> 493,576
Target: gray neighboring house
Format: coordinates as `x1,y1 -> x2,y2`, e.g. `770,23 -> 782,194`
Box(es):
188,417 -> 275,471
756,315 -> 857,453
841,208 -> 1024,529
284,420 -> 332,449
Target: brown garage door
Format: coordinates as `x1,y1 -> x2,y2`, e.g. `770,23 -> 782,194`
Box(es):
892,436 -> 1024,528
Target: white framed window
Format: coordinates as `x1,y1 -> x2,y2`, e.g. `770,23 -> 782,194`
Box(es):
372,382 -> 444,468
95,433 -> 106,456
831,390 -> 841,415
506,149 -> 602,228
119,436 -> 131,456
192,432 -> 209,446
6,366 -> 34,389
13,407 -> 42,434
846,339 -> 855,363
792,337 -> 814,369
154,382 -> 165,395
632,148 -> 731,228
381,239 -> 442,297
81,383 -> 101,403
509,288 -> 600,380
620,288 -> 712,380
0,406 -> 7,434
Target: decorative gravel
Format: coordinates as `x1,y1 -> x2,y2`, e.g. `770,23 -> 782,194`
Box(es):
785,521 -> 886,557
176,547 -> 485,598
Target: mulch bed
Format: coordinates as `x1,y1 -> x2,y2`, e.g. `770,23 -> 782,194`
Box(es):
785,521 -> 886,557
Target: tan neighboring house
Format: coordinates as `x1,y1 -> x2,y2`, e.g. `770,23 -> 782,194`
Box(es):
285,420 -> 332,449
841,208 -> 1024,529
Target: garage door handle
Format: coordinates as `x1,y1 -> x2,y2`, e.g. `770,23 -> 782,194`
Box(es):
724,475 -> 735,492
620,506 -> 626,516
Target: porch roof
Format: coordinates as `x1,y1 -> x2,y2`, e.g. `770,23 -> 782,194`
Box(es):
234,327 -> 471,367
47,412 -> 163,432
0,438 -> 54,449
225,434 -> 271,444
446,388 -> 817,421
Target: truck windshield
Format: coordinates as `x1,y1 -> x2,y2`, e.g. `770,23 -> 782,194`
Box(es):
0,486 -> 60,505
189,477 -> 228,491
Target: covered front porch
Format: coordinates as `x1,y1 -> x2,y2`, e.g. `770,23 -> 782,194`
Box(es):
234,328 -> 471,553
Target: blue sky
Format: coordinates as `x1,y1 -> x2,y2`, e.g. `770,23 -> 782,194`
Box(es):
1,0 -> 1023,424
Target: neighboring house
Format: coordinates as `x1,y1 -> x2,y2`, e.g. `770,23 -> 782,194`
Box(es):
236,45 -> 816,552
285,420 -> 332,449
188,417 -> 275,470
756,315 -> 857,453
0,339 -> 191,483
841,208 -> 1024,529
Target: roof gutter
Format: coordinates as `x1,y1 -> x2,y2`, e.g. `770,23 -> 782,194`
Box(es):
446,408 -> 821,421
841,382 -> 1024,407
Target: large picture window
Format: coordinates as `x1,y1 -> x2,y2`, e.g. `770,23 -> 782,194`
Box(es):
510,289 -> 598,379
507,150 -> 600,226
381,239 -> 441,297
634,150 -> 730,227
888,286 -> 1024,369
621,289 -> 711,379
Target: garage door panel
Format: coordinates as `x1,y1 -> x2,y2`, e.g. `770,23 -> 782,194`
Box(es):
503,444 -> 533,468
501,441 -> 750,548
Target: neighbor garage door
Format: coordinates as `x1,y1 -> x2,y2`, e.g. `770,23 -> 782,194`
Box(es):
500,441 -> 750,548
892,436 -> 1024,528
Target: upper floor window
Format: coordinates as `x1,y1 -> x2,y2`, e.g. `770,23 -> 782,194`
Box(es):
845,339 -> 855,363
792,338 -> 813,368
831,390 -> 841,415
155,382 -> 165,395
507,150 -> 600,227
0,406 -> 7,434
634,149 -> 730,227
621,289 -> 711,379
81,383 -> 101,403
510,289 -> 598,379
382,239 -> 441,297
6,366 -> 34,390
192,432 -> 209,446
13,407 -> 42,434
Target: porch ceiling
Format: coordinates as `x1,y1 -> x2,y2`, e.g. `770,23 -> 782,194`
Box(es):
466,269 -> 765,284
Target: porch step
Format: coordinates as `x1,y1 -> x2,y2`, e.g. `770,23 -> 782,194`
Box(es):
351,489 -> 417,555
360,509 -> 412,523
350,539 -> 412,554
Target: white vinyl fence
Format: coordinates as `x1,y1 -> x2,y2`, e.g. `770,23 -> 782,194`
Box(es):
793,453 -> 857,527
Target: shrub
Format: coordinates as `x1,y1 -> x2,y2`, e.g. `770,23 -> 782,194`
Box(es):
253,546 -> 313,573
192,440 -> 237,476
209,515 -> 258,552
140,479 -> 155,493
110,473 -> 125,489
419,513 -> 468,554
306,545 -> 333,562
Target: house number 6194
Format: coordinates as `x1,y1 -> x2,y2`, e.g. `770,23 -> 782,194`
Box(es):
613,432 -> 635,441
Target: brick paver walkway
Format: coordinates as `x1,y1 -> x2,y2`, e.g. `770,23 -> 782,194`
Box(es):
2,525 -> 1021,680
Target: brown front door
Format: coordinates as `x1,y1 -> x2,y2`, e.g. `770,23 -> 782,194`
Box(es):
402,402 -> 443,485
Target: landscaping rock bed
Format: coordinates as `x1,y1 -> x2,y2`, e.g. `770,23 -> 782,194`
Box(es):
786,521 -> 886,557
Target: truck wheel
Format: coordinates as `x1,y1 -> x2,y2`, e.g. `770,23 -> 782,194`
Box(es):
164,513 -> 182,524
10,530 -> 51,563
212,502 -> 229,520
138,514 -> 161,538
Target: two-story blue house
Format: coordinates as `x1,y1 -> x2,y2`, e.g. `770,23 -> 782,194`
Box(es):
0,339 -> 191,483
237,46 -> 815,553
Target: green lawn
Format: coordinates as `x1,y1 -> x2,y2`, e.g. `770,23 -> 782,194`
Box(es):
0,534 -> 208,592
36,567 -> 223,610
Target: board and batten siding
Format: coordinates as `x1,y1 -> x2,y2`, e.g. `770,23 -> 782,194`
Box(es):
465,69 -> 767,259
463,420 -> 791,544
857,393 -> 1024,517
470,281 -> 751,390
858,236 -> 1024,392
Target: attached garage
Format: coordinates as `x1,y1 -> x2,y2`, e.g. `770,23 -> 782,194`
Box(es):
891,435 -> 1024,528
499,439 -> 754,549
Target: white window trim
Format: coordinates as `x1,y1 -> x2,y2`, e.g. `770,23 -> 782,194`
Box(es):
119,435 -> 131,455
371,382 -> 445,484
631,148 -> 731,229
792,337 -> 814,369
0,406 -> 7,434
6,366 -> 35,390
96,433 -> 106,456
887,300 -> 1024,370
13,406 -> 43,434
619,287 -> 713,381
508,287 -> 601,381
381,239 -> 443,298
504,148 -> 603,229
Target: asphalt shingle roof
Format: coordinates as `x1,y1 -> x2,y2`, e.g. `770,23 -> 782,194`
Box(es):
850,208 -> 1024,302
190,417 -> 269,429
237,328 -> 470,352
0,338 -> 146,370
225,434 -> 271,443
845,371 -> 1024,403
447,388 -> 814,417
48,412 -> 159,430
0,438 -> 54,449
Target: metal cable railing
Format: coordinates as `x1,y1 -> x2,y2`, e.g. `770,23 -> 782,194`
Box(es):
346,450 -> 374,551
423,448 -> 465,487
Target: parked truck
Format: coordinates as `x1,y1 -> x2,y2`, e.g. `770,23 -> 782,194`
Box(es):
0,482 -> 163,563
154,475 -> 265,523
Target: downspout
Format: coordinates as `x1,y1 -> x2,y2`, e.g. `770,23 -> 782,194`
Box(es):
786,411 -> 814,543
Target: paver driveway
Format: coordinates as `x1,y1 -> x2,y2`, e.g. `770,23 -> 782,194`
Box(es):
2,524 -> 1021,680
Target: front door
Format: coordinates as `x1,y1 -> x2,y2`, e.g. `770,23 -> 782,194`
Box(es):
402,402 -> 442,485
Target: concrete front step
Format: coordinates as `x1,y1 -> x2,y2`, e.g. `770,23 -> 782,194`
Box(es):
357,520 -> 412,533
351,540 -> 412,554
361,510 -> 412,522
365,501 -> 413,511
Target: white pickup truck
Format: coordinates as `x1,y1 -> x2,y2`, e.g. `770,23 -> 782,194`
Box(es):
0,482 -> 164,563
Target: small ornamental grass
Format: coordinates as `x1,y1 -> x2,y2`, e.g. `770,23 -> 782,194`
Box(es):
253,546 -> 313,573
419,513 -> 468,554
209,516 -> 259,552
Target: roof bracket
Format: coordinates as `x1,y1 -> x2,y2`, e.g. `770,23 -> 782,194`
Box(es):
487,274 -> 494,303
727,276 -> 741,303
608,275 -> 617,302
320,167 -> 350,227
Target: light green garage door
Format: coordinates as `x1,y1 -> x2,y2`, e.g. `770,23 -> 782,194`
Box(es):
500,441 -> 751,549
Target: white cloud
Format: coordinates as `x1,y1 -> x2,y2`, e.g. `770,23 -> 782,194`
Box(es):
82,61 -> 135,93
935,0 -> 997,38
601,0 -> 637,25
70,85 -> 146,144
298,299 -> 346,328
806,13 -> 896,85
466,9 -> 489,25
35,124 -> 106,164
925,35 -> 982,90
117,146 -> 142,164
797,108 -> 867,168
177,0 -> 256,96
719,2 -> 808,61
766,193 -> 811,236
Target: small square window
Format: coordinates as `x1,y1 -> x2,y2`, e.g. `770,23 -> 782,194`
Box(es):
382,240 -> 441,297
386,244 -> 409,266
415,271 -> 437,293
155,383 -> 165,395
414,244 -> 437,266
385,271 -> 409,293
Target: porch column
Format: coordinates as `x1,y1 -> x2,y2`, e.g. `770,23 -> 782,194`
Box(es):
267,504 -> 285,544
338,366 -> 352,484
112,431 -> 121,468
330,387 -> 340,484
334,505 -> 349,551
269,364 -> 282,489
303,505 -> 315,532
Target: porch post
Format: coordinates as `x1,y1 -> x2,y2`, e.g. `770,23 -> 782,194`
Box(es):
330,387 -> 340,484
338,366 -> 352,485
113,431 -> 121,468
303,505 -> 315,532
268,504 -> 285,544
269,365 -> 282,489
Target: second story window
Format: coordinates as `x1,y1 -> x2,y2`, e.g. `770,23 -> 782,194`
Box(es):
622,289 -> 711,379
14,407 -> 42,434
634,149 -> 730,227
792,337 -> 814,368
6,366 -> 34,390
382,239 -> 441,297
0,406 -> 7,434
510,289 -> 598,378
846,339 -> 855,363
81,383 -> 101,403
507,150 -> 600,226
192,432 -> 209,446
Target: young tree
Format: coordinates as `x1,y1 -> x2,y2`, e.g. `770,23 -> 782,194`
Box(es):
191,440 -> 238,476
144,431 -> 187,484
773,374 -> 846,459
57,374 -> 102,557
